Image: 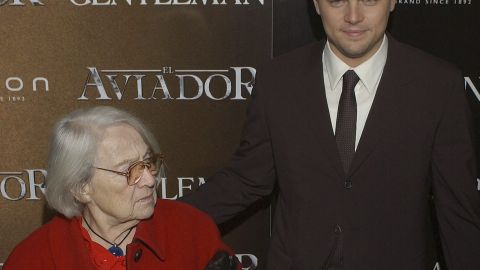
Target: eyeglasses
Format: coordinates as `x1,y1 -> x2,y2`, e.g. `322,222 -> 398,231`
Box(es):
94,154 -> 165,186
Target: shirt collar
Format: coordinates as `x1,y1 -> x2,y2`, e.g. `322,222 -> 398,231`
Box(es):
323,34 -> 388,94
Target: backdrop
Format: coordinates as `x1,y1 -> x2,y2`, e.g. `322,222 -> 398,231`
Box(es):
0,1 -> 270,269
1,1 -> 479,269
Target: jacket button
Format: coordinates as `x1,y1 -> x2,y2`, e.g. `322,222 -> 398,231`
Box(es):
134,249 -> 143,262
344,179 -> 352,189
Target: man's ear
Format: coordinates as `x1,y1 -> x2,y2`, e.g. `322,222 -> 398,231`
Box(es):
390,0 -> 397,12
313,0 -> 321,16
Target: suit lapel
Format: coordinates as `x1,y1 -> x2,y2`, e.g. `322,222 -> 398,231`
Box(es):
296,37 -> 415,179
298,41 -> 345,178
348,36 -> 415,176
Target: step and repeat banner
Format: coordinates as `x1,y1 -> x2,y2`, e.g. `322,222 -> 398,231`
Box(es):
0,0 -> 270,269
1,0 -> 479,269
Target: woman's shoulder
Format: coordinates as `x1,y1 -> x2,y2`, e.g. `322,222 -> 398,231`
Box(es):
155,199 -> 216,226
3,216 -> 69,269
150,199 -> 233,263
147,199 -> 225,252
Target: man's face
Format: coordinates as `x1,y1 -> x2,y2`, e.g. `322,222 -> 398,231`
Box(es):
313,0 -> 396,66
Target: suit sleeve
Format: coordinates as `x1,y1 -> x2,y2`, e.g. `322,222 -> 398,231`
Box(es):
431,70 -> 480,269
180,68 -> 277,223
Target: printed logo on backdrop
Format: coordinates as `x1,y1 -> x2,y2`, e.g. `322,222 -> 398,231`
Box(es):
78,67 -> 256,101
465,75 -> 480,102
0,171 -> 207,201
236,254 -> 258,270
397,0 -> 471,6
70,0 -> 264,6
0,0 -> 44,6
0,170 -> 46,201
0,75 -> 49,103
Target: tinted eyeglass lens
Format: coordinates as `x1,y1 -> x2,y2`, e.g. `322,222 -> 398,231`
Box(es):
148,157 -> 158,174
128,162 -> 147,185
127,158 -> 159,185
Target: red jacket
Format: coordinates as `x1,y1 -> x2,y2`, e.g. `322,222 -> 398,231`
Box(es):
4,200 -> 234,270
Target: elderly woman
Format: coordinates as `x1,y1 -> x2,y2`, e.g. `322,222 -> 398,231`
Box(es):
5,106 -> 238,270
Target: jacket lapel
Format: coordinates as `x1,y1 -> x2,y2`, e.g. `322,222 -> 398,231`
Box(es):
295,37 -> 415,179
298,41 -> 345,178
348,36 -> 415,176
134,210 -> 167,261
49,216 -> 95,270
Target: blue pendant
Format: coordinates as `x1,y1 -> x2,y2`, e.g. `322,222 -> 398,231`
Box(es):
108,245 -> 124,256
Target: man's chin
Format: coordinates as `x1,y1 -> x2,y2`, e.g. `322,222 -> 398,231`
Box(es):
337,42 -> 377,60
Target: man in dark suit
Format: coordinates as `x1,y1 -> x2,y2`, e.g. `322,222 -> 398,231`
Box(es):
182,0 -> 480,269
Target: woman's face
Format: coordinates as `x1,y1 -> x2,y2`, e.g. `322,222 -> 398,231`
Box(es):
83,124 -> 157,223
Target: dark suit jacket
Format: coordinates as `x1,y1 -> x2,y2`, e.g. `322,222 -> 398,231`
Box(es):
182,36 -> 480,270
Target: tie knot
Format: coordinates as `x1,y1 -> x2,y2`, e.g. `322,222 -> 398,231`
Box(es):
343,70 -> 360,93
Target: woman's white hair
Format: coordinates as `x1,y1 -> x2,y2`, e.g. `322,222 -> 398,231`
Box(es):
45,106 -> 165,218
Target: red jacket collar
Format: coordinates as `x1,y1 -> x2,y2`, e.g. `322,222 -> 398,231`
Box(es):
46,201 -> 168,269
48,216 -> 96,270
133,206 -> 167,261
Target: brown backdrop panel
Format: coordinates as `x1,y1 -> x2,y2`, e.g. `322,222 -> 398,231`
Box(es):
0,1 -> 271,269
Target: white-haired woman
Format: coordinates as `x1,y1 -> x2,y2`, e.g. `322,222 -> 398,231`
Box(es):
5,106 -> 238,270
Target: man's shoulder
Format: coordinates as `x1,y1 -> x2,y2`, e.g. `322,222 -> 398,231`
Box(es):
259,41 -> 325,76
261,37 -> 460,74
271,41 -> 324,64
389,37 -> 460,76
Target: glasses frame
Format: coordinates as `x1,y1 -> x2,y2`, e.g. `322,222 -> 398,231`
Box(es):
94,153 -> 165,186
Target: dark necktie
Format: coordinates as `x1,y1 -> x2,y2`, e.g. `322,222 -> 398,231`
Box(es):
323,71 -> 359,270
335,70 -> 360,174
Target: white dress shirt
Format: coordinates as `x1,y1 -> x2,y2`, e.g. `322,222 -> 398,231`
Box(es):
323,35 -> 388,149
